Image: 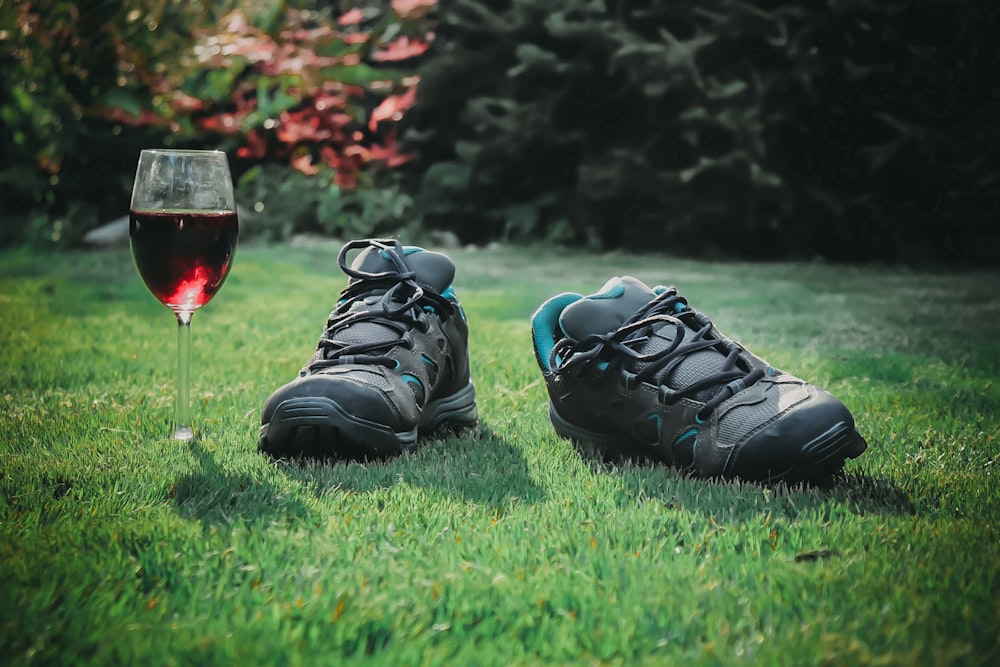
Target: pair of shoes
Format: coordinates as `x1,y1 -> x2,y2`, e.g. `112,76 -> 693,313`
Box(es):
259,239 -> 867,483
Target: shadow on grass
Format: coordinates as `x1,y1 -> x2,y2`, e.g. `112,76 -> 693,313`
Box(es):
810,469 -> 918,514
171,439 -> 314,525
582,446 -> 916,522
271,422 -> 545,515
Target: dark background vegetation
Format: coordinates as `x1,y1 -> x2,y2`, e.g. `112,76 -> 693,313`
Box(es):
2,0 -> 998,262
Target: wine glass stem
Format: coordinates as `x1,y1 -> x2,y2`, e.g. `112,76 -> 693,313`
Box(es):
174,311 -> 194,441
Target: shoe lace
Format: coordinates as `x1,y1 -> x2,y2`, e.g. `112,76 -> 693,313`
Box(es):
551,288 -> 766,419
307,239 -> 452,372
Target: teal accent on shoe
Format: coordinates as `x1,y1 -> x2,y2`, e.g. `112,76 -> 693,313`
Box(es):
676,428 -> 698,444
645,413 -> 662,438
401,373 -> 422,387
530,293 -> 583,371
441,285 -> 467,321
673,428 -> 699,463
597,361 -> 610,371
421,354 -> 434,365
379,246 -> 424,261
652,285 -> 686,313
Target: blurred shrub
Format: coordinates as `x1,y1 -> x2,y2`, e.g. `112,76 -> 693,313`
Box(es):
404,0 -> 1000,260
237,163 -> 414,240
146,2 -> 433,238
0,0 -> 433,247
4,0 -> 996,261
0,0 -> 194,246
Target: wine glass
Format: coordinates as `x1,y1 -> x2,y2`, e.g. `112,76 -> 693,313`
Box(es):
129,149 -> 239,441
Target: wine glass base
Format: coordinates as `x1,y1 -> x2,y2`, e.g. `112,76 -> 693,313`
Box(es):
173,426 -> 195,441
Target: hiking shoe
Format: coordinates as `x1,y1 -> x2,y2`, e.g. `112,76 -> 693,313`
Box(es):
259,239 -> 477,460
530,276 -> 867,483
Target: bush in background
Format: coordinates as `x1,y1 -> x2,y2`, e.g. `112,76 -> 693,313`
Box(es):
3,0 -> 997,262
0,0 -> 185,246
403,0 -> 1000,261
162,2 -> 432,240
0,0 -> 433,247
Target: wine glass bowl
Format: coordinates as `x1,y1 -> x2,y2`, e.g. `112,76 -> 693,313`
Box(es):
130,149 -> 238,440
129,209 -> 238,312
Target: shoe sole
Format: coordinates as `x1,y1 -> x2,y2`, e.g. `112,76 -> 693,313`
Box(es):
549,402 -> 867,483
259,383 -> 478,460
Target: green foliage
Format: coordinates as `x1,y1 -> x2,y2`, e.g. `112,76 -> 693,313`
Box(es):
404,0 -> 1000,260
764,0 -> 1000,261
0,1 -> 434,247
237,163 -> 414,239
169,3 -> 433,189
1,244 -> 999,663
0,0 -> 235,247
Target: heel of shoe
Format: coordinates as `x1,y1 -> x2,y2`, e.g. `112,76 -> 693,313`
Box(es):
549,403 -> 648,462
421,382 -> 478,434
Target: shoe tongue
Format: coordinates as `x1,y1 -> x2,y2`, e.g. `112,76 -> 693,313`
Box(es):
326,243 -> 456,360
559,276 -> 657,339
350,244 -> 455,294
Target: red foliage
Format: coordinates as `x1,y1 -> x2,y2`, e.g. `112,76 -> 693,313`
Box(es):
392,0 -> 437,20
236,130 -> 267,160
369,86 -> 418,131
201,6 -> 435,186
96,106 -> 168,128
291,154 -> 321,176
338,8 -> 366,26
373,36 -> 432,62
99,4 -> 437,189
369,132 -> 415,168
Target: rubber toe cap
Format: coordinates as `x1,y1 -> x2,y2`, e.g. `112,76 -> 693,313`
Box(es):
727,391 -> 866,483
261,372 -> 410,431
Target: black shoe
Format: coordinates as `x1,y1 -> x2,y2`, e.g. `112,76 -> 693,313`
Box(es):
259,239 -> 477,460
531,276 -> 868,483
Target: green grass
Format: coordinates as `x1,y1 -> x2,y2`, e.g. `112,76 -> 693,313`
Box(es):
1,242 -> 998,666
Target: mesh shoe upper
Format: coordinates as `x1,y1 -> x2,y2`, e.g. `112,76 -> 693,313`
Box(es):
259,239 -> 476,460
531,276 -> 867,482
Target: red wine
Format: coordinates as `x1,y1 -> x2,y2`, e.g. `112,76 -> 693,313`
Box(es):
129,210 -> 238,311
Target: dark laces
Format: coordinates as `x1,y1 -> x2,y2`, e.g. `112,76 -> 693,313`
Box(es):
307,239 -> 451,372
552,288 -> 766,419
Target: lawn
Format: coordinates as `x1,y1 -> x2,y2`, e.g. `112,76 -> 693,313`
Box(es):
1,241 -> 998,666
